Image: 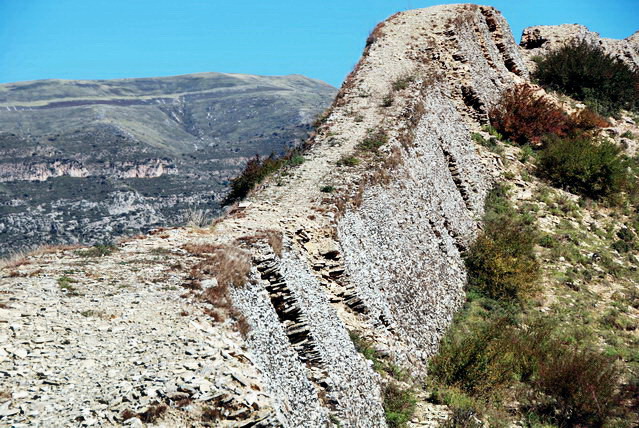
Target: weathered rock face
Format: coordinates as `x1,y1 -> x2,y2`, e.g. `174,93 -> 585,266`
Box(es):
206,4 -> 524,425
520,24 -> 639,69
5,4 -> 636,428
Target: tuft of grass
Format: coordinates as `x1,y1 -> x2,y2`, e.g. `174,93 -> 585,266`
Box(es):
383,382 -> 416,428
57,276 -> 80,295
392,74 -> 415,91
357,129 -> 388,152
381,94 -> 394,107
337,156 -> 360,167
75,244 -> 116,258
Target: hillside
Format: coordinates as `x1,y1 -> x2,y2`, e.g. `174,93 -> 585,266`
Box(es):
1,4 -> 638,427
0,73 -> 336,255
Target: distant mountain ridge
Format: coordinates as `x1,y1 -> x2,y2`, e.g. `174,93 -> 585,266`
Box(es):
0,72 -> 336,254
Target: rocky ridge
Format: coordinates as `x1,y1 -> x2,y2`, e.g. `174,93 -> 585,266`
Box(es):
520,24 -> 639,70
2,4 -> 635,427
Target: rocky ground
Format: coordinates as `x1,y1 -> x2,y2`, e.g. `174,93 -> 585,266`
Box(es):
1,5 -> 637,428
0,229 -> 278,427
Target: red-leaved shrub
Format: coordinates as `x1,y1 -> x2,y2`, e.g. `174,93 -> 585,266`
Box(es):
490,84 -> 572,145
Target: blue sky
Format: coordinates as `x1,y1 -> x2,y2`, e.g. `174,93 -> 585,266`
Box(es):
1,0 -> 637,87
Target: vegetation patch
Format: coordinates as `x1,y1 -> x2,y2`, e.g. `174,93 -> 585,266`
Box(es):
533,40 -> 639,115
75,244 -> 116,258
223,150 -> 306,204
337,156 -> 360,167
490,84 -> 573,145
57,276 -> 80,295
464,185 -> 540,303
383,382 -> 417,428
537,135 -> 626,199
392,75 -> 415,91
357,129 -> 388,153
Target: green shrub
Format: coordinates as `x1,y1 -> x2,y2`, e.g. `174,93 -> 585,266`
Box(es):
464,186 -> 539,302
224,151 -> 306,204
537,135 -> 626,199
429,317 -> 516,395
357,129 -> 388,152
320,185 -> 335,193
533,40 -> 639,116
383,382 -> 416,428
75,244 -> 116,258
519,145 -> 535,163
471,132 -> 502,154
224,155 -> 284,203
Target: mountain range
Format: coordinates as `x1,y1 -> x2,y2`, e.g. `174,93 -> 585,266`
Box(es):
0,73 -> 336,254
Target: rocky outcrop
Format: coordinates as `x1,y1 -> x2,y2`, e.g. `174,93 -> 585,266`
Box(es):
5,3 -> 636,428
520,24 -> 639,70
194,4 -> 522,425
0,158 -> 177,182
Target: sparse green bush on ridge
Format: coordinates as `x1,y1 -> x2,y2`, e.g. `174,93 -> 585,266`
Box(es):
224,151 -> 305,204
464,185 -> 539,303
537,135 -> 626,199
533,40 -> 639,116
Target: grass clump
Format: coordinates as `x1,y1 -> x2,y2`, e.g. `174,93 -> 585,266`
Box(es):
471,132 -> 503,154
357,129 -> 388,152
337,156 -> 360,167
381,94 -> 394,107
464,185 -> 539,303
57,276 -> 80,295
383,382 -> 416,428
350,331 -> 415,426
75,244 -> 116,258
533,40 -> 639,116
537,135 -> 626,199
392,75 -> 415,91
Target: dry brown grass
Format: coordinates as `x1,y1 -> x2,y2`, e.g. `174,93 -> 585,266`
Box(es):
236,230 -> 284,257
0,255 -> 30,269
181,243 -> 252,336
121,403 -> 168,423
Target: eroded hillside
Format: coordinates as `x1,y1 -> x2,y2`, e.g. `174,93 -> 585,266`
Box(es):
0,73 -> 335,256
1,4 -> 638,427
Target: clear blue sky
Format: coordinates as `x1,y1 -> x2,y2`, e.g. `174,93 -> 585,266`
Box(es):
1,0 -> 637,87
